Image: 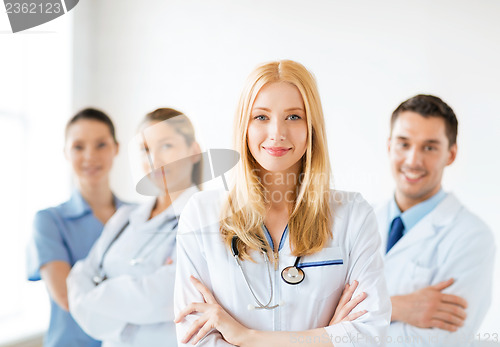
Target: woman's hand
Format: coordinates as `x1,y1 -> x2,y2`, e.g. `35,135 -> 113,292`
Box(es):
329,280 -> 367,325
175,276 -> 251,346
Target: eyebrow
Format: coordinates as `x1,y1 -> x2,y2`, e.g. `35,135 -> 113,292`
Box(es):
145,136 -> 174,143
252,107 -> 304,112
73,136 -> 109,142
396,136 -> 442,145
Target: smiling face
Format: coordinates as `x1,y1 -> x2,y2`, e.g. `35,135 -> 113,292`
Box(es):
140,120 -> 199,193
65,119 -> 118,186
388,111 -> 457,211
247,82 -> 308,177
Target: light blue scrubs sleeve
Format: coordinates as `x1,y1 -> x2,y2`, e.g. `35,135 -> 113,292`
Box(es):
27,209 -> 71,281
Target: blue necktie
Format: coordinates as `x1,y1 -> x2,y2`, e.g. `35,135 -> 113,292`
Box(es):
386,216 -> 404,253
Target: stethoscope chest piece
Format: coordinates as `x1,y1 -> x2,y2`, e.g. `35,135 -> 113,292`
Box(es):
281,264 -> 304,285
129,258 -> 144,266
92,275 -> 107,286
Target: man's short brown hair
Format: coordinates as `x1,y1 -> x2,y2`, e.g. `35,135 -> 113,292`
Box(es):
391,94 -> 458,147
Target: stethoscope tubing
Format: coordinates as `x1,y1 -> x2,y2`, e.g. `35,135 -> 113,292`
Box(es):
93,215 -> 178,285
231,235 -> 305,310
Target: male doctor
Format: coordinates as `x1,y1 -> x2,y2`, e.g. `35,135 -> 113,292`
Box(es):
377,94 -> 495,346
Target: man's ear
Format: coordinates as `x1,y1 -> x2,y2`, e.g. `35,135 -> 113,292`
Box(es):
387,137 -> 392,154
114,142 -> 120,156
447,143 -> 457,166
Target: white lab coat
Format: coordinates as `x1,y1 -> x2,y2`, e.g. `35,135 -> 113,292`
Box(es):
376,193 -> 496,346
68,186 -> 199,347
174,189 -> 391,347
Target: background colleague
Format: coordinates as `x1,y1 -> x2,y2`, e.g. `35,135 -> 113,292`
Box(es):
27,108 -> 124,347
174,60 -> 391,346
377,95 -> 496,346
67,108 -> 202,346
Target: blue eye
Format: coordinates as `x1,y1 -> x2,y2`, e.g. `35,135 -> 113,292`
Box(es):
162,143 -> 173,149
254,115 -> 268,121
97,142 -> 107,149
287,114 -> 302,120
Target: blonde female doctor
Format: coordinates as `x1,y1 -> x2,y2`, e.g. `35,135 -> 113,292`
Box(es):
67,108 -> 202,346
174,60 -> 391,346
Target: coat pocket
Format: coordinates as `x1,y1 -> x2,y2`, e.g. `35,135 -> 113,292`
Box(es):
296,247 -> 346,299
410,262 -> 435,291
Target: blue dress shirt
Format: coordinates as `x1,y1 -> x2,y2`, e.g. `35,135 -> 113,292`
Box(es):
27,190 -> 125,347
388,189 -> 447,236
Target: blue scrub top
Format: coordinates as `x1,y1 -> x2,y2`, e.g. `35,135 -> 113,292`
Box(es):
27,190 -> 126,347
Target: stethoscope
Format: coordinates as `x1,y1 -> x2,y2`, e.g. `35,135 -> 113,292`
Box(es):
231,235 -> 305,310
92,216 -> 179,286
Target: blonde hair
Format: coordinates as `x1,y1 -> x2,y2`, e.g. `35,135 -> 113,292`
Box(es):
140,108 -> 203,188
220,60 -> 333,260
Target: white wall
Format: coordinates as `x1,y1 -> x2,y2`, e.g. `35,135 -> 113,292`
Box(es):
0,8 -> 73,345
71,0 -> 500,332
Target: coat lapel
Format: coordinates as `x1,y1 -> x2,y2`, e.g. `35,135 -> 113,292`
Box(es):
384,193 -> 462,257
375,201 -> 391,255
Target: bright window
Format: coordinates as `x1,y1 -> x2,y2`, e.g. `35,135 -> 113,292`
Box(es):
0,10 -> 73,346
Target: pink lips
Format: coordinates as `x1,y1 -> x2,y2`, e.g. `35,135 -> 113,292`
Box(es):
263,147 -> 291,157
82,167 -> 102,175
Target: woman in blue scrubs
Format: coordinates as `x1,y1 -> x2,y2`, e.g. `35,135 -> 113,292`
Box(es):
27,108 -> 126,347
